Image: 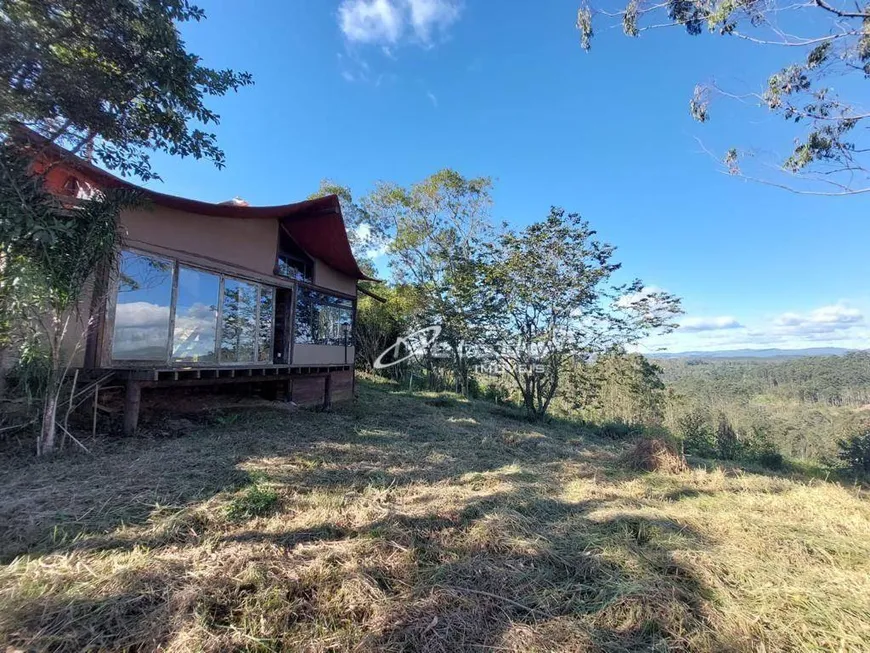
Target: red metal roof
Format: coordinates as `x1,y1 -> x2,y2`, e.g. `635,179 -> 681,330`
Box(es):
13,125 -> 375,281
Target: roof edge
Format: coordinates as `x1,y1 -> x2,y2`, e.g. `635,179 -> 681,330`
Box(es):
10,124 -> 371,280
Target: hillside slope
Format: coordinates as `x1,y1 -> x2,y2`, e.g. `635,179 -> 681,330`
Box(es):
1,380 -> 868,652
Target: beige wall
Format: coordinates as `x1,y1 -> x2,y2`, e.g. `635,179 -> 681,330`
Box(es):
293,344 -> 355,366
65,205 -> 360,370
121,206 -> 279,279
313,258 -> 357,296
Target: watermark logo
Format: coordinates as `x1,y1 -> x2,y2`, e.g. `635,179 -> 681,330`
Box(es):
373,325 -> 546,376
373,325 -> 443,370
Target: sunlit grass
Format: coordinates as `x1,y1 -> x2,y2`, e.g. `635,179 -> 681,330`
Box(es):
0,380 -> 868,651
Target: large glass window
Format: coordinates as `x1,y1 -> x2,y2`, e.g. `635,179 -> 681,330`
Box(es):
258,288 -> 274,363
221,279 -> 259,363
172,267 -> 219,363
294,290 -> 314,344
294,289 -> 354,346
112,251 -> 174,360
111,249 -> 277,365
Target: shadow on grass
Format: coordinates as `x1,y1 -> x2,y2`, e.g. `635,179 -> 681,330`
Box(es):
211,493 -> 720,651
8,497 -> 722,650
0,380 -> 742,651
0,380 -> 619,560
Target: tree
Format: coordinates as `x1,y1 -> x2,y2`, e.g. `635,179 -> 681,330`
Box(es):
1,141 -> 138,454
366,169 -> 494,395
0,0 -> 253,180
354,284 -> 421,377
566,348 -> 668,425
0,0 -> 252,453
480,207 -> 681,419
716,413 -> 740,460
577,0 -> 870,195
837,430 -> 870,477
309,180 -> 381,277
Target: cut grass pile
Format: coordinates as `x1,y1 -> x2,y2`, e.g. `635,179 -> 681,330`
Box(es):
1,380 -> 869,652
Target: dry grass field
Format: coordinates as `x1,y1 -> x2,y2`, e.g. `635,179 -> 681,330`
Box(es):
1,378 -> 869,652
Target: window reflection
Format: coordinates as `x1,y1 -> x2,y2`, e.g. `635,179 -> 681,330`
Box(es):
112,251 -> 174,360
112,249 -> 280,366
258,288 -> 274,363
221,279 -> 258,363
276,254 -> 311,281
294,290 -> 314,344
294,289 -> 354,346
172,267 -> 219,363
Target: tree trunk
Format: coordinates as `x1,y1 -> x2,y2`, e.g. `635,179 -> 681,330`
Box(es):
38,393 -> 58,455
0,346 -> 9,400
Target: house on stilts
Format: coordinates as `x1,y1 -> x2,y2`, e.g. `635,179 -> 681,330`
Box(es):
14,126 -> 376,434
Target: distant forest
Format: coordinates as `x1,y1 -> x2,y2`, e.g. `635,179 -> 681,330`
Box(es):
660,352 -> 870,407
656,352 -> 870,462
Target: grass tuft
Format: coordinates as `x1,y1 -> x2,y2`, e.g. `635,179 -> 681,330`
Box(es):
225,484 -> 279,522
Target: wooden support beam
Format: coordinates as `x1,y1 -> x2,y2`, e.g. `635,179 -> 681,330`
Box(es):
123,380 -> 142,436
139,372 -> 326,389
323,372 -> 333,410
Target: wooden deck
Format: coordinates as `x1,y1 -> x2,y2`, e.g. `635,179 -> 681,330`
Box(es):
84,365 -> 355,435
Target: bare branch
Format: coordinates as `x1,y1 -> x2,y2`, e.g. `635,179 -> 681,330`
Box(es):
813,0 -> 870,18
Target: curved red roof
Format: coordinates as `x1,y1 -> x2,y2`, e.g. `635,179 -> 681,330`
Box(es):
14,125 -> 374,281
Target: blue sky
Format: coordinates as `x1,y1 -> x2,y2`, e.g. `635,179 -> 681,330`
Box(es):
138,0 -> 870,353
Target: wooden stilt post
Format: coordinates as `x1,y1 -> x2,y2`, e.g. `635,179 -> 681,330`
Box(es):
123,380 -> 141,436
323,373 -> 333,410
92,382 -> 99,437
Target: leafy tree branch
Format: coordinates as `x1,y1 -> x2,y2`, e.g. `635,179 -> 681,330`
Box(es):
578,0 -> 870,195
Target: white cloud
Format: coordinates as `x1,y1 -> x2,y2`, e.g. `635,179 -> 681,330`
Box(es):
406,0 -> 461,42
354,223 -> 373,242
338,0 -> 403,44
338,0 -> 461,47
427,90 -> 438,107
641,302 -> 869,353
613,285 -> 681,326
775,304 -> 863,330
679,316 -> 743,333
115,301 -> 170,328
112,301 -> 171,357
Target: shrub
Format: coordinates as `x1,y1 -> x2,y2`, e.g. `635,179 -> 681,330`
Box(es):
716,414 -> 741,460
466,376 -> 482,399
755,450 -> 786,471
677,409 -> 717,458
482,382 -> 509,405
226,483 -> 278,521
8,344 -> 52,405
598,420 -> 637,440
837,431 -> 870,477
